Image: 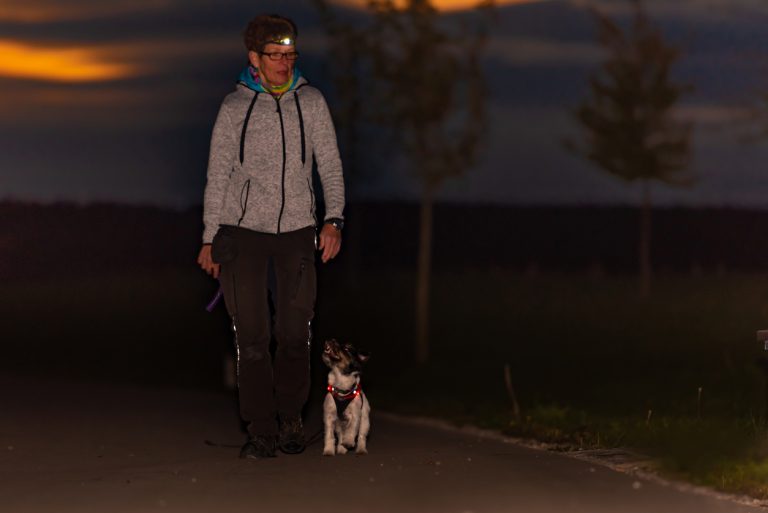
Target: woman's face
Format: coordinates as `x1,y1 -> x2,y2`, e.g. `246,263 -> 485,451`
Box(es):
249,43 -> 296,88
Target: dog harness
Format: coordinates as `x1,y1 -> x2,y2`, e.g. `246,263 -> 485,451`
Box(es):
327,383 -> 361,418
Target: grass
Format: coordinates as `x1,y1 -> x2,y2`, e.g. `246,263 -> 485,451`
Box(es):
4,267 -> 768,498
332,269 -> 768,499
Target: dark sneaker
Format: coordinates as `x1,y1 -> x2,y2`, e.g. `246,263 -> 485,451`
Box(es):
278,416 -> 306,454
239,435 -> 277,459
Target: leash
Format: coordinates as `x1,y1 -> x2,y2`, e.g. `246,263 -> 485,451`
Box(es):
206,281 -> 223,312
204,429 -> 324,450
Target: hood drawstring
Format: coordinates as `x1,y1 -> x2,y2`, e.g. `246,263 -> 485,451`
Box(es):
236,68 -> 308,167
240,92 -> 259,165
295,92 -> 306,165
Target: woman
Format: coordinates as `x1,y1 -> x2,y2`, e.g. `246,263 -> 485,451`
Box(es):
197,13 -> 345,459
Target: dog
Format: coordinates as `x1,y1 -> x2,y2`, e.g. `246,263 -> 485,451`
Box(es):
321,339 -> 370,456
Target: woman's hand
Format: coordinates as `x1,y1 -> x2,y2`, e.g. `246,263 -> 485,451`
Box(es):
318,223 -> 342,263
197,244 -> 220,279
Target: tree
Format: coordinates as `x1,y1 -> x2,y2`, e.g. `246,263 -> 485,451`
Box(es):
570,0 -> 693,297
314,0 -> 492,362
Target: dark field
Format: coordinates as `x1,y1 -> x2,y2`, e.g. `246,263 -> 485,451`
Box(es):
4,201 -> 768,497
5,200 -> 768,282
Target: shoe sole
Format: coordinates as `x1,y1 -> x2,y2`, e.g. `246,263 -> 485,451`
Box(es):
279,443 -> 305,455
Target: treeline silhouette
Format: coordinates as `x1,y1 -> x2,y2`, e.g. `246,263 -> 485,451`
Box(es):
1,201 -> 767,282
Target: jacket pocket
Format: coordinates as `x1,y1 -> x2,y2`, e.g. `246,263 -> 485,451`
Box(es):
307,177 -> 316,224
237,179 -> 251,226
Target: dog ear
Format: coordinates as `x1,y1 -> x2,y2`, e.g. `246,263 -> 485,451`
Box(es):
324,339 -> 336,353
356,350 -> 370,363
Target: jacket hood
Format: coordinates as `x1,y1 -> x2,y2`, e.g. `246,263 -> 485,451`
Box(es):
238,65 -> 304,94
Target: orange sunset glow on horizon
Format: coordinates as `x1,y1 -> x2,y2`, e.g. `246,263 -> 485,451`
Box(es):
0,41 -> 135,82
0,0 -> 545,83
333,0 -> 545,10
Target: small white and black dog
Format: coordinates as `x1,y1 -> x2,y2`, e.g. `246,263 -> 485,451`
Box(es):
321,339 -> 371,456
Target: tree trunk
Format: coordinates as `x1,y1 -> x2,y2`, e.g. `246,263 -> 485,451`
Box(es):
639,180 -> 652,298
415,184 -> 435,363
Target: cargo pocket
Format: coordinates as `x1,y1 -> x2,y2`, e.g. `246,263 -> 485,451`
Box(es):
290,257 -> 316,313
211,226 -> 238,264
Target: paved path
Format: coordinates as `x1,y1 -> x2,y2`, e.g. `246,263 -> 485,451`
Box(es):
0,374 -> 761,513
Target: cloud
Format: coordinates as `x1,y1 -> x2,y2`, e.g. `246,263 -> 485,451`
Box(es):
0,40 -> 136,82
0,0 -> 173,22
0,0 -> 301,45
569,0 -> 768,23
674,104 -> 754,126
487,36 -> 601,66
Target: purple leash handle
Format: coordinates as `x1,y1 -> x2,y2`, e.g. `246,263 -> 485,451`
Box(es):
206,282 -> 224,312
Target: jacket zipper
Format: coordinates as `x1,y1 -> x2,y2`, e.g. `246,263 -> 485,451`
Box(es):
275,96 -> 287,234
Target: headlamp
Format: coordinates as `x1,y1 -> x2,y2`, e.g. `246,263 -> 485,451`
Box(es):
271,35 -> 294,46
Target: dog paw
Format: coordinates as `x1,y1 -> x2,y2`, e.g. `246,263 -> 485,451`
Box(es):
336,445 -> 348,455
355,447 -> 368,455
322,448 -> 335,456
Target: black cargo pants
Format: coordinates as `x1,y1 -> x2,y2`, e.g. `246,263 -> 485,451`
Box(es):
212,225 -> 316,437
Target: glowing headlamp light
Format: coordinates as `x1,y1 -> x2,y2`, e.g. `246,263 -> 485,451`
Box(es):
271,36 -> 294,46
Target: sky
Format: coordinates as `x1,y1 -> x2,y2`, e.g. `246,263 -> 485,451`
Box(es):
2,0 -> 768,208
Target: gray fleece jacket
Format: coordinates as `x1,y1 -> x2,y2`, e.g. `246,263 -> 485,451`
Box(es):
202,76 -> 345,243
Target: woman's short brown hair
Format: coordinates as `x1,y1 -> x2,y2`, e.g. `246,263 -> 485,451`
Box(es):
243,14 -> 298,53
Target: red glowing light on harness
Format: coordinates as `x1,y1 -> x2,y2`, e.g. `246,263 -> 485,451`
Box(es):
327,384 -> 360,400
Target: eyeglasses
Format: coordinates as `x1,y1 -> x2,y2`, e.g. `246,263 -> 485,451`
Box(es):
260,51 -> 299,61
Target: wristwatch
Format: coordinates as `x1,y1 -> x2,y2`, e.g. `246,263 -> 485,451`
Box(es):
326,218 -> 344,231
